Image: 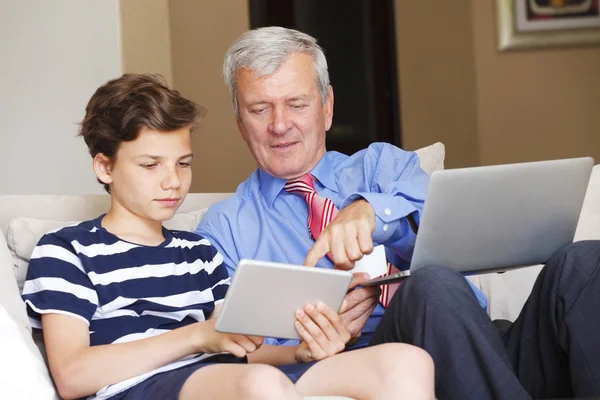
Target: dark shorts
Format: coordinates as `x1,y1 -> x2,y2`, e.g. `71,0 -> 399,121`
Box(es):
109,354 -> 318,400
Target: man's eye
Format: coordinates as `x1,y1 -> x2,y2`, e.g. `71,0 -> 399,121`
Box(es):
291,104 -> 306,109
178,162 -> 192,168
140,163 -> 157,169
251,108 -> 266,114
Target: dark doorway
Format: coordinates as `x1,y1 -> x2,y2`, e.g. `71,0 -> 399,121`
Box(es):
249,0 -> 402,155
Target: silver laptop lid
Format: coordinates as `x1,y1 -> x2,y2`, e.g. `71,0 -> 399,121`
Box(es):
410,157 -> 594,274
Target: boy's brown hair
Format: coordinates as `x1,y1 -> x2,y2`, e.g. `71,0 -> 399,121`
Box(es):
79,74 -> 204,193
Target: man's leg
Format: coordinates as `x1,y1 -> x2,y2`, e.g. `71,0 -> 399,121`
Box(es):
369,265 -> 529,400
295,343 -> 435,400
503,240 -> 600,398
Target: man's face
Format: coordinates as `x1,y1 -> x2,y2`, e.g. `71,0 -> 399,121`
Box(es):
98,126 -> 193,223
235,52 -> 334,179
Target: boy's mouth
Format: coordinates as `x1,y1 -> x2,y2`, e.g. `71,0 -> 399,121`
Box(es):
155,198 -> 180,208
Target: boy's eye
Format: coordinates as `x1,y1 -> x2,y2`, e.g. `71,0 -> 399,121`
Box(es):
140,163 -> 157,169
178,162 -> 192,168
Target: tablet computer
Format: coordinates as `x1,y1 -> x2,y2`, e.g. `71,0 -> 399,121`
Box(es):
215,259 -> 353,340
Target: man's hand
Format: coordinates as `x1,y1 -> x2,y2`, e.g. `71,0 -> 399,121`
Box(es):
304,199 -> 376,270
195,319 -> 264,358
339,272 -> 381,341
294,302 -> 351,363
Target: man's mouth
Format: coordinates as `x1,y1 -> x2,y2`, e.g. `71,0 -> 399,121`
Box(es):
271,142 -> 298,149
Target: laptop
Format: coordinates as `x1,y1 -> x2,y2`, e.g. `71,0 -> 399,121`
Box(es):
364,157 -> 594,286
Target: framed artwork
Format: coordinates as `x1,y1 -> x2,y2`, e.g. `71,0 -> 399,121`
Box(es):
496,0 -> 600,51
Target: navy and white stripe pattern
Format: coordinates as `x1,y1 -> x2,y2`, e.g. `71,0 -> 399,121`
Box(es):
22,215 -> 231,399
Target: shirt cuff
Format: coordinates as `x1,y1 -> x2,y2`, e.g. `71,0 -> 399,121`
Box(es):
467,279 -> 489,311
263,337 -> 300,346
342,192 -> 416,243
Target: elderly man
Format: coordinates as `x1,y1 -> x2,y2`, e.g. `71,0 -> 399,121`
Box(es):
196,26 -> 600,400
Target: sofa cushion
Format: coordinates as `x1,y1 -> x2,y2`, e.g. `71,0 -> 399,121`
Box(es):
574,164 -> 600,241
0,305 -> 58,399
0,194 -> 232,237
0,233 -> 30,334
6,209 -> 208,292
413,142 -> 445,176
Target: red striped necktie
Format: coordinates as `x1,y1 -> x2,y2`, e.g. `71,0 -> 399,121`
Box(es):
283,173 -> 400,307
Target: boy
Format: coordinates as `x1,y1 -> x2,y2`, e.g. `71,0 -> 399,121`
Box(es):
22,74 -> 433,400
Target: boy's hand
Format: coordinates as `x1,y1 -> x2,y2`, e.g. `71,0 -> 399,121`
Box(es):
195,319 -> 263,358
294,302 -> 351,363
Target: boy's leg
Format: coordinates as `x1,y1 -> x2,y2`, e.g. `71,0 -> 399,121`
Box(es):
503,240 -> 600,398
180,363 -> 301,400
294,343 -> 434,400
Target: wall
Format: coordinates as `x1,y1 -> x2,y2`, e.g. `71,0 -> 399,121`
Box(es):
394,0 -> 480,168
396,0 -> 600,168
0,0 -> 122,194
5,1 -> 596,196
169,0 -> 485,189
169,0 -> 257,193
120,0 -> 173,86
472,1 -> 600,166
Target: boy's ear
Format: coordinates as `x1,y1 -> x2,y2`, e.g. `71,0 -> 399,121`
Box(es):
93,153 -> 113,186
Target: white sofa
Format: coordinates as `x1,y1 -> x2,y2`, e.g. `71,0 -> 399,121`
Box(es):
1,143 -> 598,399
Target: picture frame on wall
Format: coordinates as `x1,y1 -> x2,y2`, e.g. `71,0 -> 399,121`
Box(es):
496,0 -> 600,51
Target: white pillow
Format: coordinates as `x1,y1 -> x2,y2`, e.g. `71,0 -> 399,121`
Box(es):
574,165 -> 600,241
164,208 -> 208,232
414,142 -> 445,176
7,209 -> 208,292
0,305 -> 59,400
0,233 -> 30,334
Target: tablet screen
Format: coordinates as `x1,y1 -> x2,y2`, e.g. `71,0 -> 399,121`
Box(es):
215,259 -> 352,340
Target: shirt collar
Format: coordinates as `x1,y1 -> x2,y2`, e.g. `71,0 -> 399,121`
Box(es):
259,152 -> 339,208
309,151 -> 338,193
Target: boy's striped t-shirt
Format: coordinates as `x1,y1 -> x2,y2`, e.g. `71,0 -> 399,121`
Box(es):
22,215 -> 231,399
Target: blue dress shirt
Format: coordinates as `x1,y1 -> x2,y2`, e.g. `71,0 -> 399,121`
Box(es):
196,142 -> 488,346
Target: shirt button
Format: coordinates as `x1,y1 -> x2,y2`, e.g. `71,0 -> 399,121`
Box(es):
383,224 -> 389,232
384,208 -> 392,216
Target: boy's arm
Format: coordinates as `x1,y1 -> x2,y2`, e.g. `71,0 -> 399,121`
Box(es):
43,313 -> 262,400
43,313 -> 197,399
247,344 -> 298,366
246,303 -> 351,366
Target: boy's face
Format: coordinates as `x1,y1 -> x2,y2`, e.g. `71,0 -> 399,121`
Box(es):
96,126 -> 193,223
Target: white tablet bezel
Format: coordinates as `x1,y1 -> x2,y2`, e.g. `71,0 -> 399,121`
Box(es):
215,259 -> 353,340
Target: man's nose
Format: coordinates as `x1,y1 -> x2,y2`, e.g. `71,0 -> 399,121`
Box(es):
269,107 -> 292,134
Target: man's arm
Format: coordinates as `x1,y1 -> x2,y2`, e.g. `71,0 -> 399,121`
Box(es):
303,144 -> 427,337
196,210 -> 240,279
305,143 -> 428,269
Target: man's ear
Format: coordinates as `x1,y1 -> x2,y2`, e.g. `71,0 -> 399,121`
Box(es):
93,153 -> 113,186
236,116 -> 246,142
324,85 -> 334,132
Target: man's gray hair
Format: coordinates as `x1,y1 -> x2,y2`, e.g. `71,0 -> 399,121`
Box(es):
223,26 -> 330,117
